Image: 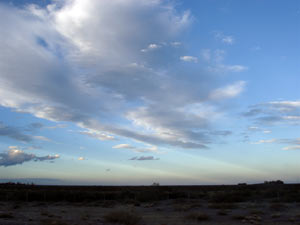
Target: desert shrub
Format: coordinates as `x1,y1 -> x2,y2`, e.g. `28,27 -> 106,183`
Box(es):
40,219 -> 69,225
232,215 -> 246,220
168,191 -> 188,199
249,209 -> 264,215
0,213 -> 14,218
209,191 -> 248,203
208,202 -> 238,209
103,210 -> 141,225
217,210 -> 229,216
271,213 -> 281,218
185,212 -> 210,221
136,191 -> 160,202
269,203 -> 286,211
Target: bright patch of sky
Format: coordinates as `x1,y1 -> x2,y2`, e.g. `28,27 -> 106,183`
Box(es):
0,0 -> 300,185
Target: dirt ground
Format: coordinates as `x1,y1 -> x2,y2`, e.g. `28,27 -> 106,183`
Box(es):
1,200 -> 300,225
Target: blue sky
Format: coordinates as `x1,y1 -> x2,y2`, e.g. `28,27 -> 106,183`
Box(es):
0,0 -> 300,185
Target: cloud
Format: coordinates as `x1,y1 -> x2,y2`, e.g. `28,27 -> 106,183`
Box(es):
0,0 -> 242,150
0,122 -> 33,142
46,124 -> 68,129
252,138 -> 300,152
253,138 -> 277,144
33,135 -> 51,142
202,49 -> 247,73
209,81 -> 246,100
209,64 -> 248,73
201,49 -> 211,61
242,100 -> 300,125
170,41 -> 181,46
263,130 -> 272,134
282,145 -> 300,150
129,156 -> 159,161
221,36 -> 234,45
80,130 -> 115,141
180,55 -> 198,63
214,32 -> 235,45
112,144 -> 158,153
141,43 -> 161,52
0,147 -> 59,167
28,122 -> 44,130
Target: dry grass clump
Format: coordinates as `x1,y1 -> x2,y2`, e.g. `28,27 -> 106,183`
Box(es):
0,213 -> 14,219
103,210 -> 142,225
217,210 -> 229,216
40,219 -> 70,225
209,202 -> 238,209
185,212 -> 210,221
269,202 -> 286,211
231,214 -> 246,220
249,209 -> 265,215
271,213 -> 281,218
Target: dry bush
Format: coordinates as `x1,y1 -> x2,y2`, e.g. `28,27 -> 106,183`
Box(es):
249,209 -> 265,215
231,214 -> 246,220
208,202 -> 238,209
185,212 -> 210,221
40,219 -> 69,225
0,213 -> 14,219
104,210 -> 142,225
271,213 -> 281,218
217,210 -> 229,216
269,203 -> 286,211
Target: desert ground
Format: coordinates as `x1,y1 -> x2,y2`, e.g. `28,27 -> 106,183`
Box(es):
1,182 -> 300,225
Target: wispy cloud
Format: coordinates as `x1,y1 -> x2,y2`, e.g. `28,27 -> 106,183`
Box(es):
0,122 -> 33,142
209,81 -> 246,100
180,55 -> 198,63
214,31 -> 235,45
129,156 -> 159,161
243,100 -> 300,125
112,144 -> 158,153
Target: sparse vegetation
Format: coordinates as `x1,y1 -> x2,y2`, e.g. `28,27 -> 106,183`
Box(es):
103,210 -> 142,225
0,213 -> 14,219
269,202 -> 286,211
1,183 -> 300,224
185,212 -> 210,221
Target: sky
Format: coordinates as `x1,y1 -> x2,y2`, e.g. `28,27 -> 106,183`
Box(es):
0,0 -> 300,185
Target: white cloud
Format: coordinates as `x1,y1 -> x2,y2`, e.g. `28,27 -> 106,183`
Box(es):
141,43 -> 161,52
209,64 -> 248,73
170,41 -> 181,46
34,136 -> 51,142
129,156 -> 159,161
80,130 -> 115,141
282,145 -> 300,150
112,143 -> 158,153
221,36 -> 234,45
210,81 -> 246,100
253,139 -> 277,144
180,55 -> 198,63
263,130 -> 272,134
214,32 -> 235,45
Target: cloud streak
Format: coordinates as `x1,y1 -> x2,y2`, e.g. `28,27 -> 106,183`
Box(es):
129,156 -> 159,161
